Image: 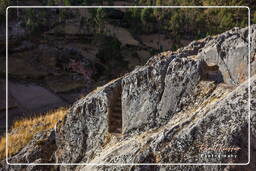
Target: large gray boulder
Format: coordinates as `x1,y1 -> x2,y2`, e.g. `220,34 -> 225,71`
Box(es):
198,25 -> 256,85
55,78 -> 122,164
54,25 -> 256,169
1,25 -> 256,171
122,57 -> 205,134
76,72 -> 256,171
54,50 -> 217,165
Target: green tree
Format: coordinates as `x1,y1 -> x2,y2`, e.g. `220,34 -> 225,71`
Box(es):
253,12 -> 256,24
154,0 -> 164,50
96,36 -> 124,77
95,8 -> 106,34
0,0 -> 10,20
63,0 -> 71,6
140,8 -> 154,24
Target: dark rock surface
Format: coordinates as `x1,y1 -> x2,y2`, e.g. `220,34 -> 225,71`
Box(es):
55,78 -> 122,164
1,129 -> 56,171
1,25 -> 256,171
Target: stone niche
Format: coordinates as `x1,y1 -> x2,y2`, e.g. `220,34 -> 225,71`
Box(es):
201,61 -> 224,84
108,85 -> 122,134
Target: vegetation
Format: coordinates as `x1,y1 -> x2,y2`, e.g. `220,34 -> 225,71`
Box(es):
0,107 -> 67,160
95,35 -> 126,78
125,7 -> 249,40
0,0 -> 9,20
2,1 -> 255,38
94,8 -> 107,33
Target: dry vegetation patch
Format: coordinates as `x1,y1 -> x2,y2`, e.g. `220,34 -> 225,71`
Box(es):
0,107 -> 68,160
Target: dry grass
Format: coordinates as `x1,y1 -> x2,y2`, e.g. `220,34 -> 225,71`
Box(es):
0,107 -> 68,160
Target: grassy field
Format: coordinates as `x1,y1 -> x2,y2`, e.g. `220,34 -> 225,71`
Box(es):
0,107 -> 67,160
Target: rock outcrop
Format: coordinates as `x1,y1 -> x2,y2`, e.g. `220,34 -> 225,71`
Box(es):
1,25 -> 256,171
1,129 -> 57,171
198,27 -> 251,85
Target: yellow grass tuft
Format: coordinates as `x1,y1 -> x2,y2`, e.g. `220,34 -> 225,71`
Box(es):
0,107 -> 68,160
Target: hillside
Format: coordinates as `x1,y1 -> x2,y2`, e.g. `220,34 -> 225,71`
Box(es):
0,24 -> 255,171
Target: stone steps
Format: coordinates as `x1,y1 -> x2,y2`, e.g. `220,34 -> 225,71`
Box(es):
108,93 -> 122,134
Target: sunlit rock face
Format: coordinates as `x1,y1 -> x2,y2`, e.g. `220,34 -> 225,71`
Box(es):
1,25 -> 256,171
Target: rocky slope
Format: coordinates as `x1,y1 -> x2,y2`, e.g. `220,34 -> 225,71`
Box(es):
1,25 -> 256,171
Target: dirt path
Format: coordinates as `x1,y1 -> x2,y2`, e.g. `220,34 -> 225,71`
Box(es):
0,80 -> 67,135
8,81 -> 67,115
